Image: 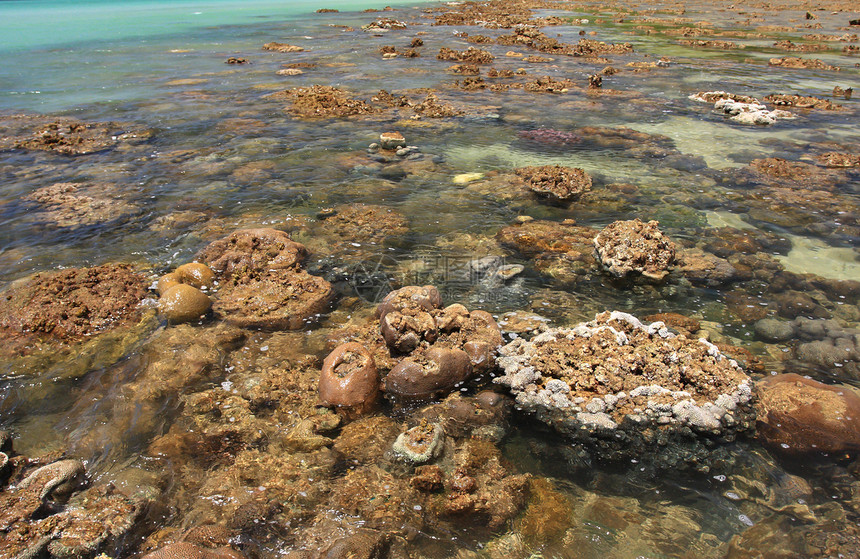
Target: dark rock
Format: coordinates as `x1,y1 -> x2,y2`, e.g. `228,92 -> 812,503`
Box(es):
754,318 -> 795,343
385,347 -> 473,399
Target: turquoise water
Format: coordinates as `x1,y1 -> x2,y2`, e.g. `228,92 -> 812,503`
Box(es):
0,0 -> 436,112
0,0 -> 424,53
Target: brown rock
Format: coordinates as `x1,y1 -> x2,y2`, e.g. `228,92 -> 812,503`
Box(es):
196,228 -> 307,278
514,165 -> 592,202
0,264 -> 147,343
376,285 -> 442,320
262,42 -> 304,53
211,268 -> 332,330
768,57 -> 840,71
385,347 -> 473,399
158,284 -> 212,324
436,47 -> 494,64
756,373 -> 860,457
142,542 -> 244,559
378,131 -> 405,150
642,312 -> 701,335
157,272 -> 182,295
380,306 -> 438,353
319,342 -> 380,416
0,114 -> 151,156
174,262 -> 215,289
267,85 -> 375,119
593,219 -> 676,280
763,93 -> 840,110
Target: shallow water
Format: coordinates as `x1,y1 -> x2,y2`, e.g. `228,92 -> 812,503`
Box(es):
1,0 -> 860,557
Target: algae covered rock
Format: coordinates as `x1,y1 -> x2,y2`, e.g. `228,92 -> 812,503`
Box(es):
495,311 -> 755,469
0,263 -> 148,350
197,228 -> 333,329
514,164 -> 592,202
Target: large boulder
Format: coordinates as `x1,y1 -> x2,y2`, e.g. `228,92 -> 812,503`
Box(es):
495,311 -> 755,470
755,373 -> 860,458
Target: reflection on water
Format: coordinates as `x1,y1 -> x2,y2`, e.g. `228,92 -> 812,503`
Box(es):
1,0 -> 859,557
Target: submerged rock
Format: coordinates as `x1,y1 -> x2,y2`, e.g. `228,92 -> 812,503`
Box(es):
142,542 -> 244,559
495,311 -> 755,469
24,182 -> 140,228
392,419 -> 444,463
0,114 -> 151,155
755,373 -> 860,458
593,219 -> 676,281
0,456 -> 141,559
262,41 -> 305,53
267,85 -> 376,119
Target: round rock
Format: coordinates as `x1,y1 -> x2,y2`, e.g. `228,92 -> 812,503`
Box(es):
755,373 -> 860,458
174,262 -> 216,289
158,284 -> 212,324
754,318 -> 795,343
385,347 -> 473,399
319,342 -> 380,416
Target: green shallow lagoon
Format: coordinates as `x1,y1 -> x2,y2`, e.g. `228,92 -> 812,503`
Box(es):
1,0 -> 860,557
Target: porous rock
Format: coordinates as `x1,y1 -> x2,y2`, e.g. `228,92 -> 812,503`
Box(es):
197,229 -> 333,329
0,114 -> 151,155
593,219 -> 676,280
514,165 -> 592,202
0,264 -> 148,344
495,311 -> 755,468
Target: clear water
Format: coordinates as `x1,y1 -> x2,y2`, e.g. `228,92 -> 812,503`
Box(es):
1,0 -> 859,557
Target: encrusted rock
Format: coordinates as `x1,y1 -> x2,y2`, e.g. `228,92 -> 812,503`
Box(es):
319,342 -> 380,417
495,311 -> 755,469
0,264 -> 148,345
24,182 -> 140,228
755,373 -> 860,458
262,42 -> 305,53
268,85 -> 375,119
593,219 -> 676,280
197,229 -> 332,330
379,131 -> 406,150
514,165 -> 592,202
392,419 -> 444,463
0,114 -> 151,155
142,542 -> 244,559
